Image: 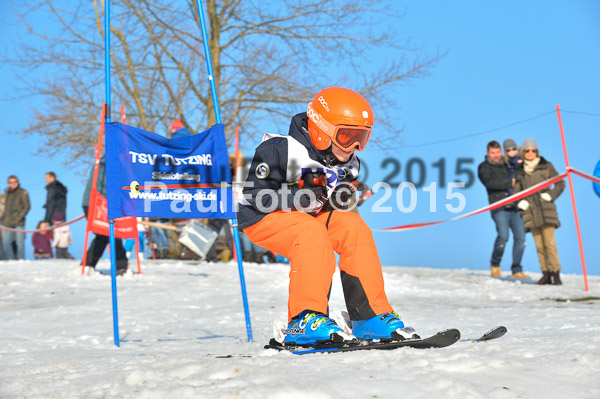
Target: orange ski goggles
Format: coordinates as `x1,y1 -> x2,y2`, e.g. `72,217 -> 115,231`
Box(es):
333,126 -> 371,151
307,102 -> 372,151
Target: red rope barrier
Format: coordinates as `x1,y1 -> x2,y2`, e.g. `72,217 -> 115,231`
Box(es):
380,172 -> 568,232
569,167 -> 600,184
0,214 -> 85,233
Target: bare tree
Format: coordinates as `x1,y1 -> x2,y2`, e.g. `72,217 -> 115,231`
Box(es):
9,0 -> 439,164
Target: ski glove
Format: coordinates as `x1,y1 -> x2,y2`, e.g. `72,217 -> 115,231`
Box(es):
298,172 -> 327,215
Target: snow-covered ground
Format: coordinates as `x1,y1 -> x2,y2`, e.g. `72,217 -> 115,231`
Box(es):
1,259 -> 599,399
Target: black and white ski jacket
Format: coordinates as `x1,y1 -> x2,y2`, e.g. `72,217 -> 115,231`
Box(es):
238,113 -> 360,230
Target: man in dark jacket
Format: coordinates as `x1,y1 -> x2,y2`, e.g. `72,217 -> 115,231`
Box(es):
477,140 -> 528,279
2,175 -> 31,260
43,172 -> 68,224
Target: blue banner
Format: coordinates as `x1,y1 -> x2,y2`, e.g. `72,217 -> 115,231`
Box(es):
105,123 -> 235,219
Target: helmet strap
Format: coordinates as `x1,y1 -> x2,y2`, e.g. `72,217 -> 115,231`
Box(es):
323,151 -> 339,167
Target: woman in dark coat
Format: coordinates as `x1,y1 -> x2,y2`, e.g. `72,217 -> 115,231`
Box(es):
515,138 -> 565,285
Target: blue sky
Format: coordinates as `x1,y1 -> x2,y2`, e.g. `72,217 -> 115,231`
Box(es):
1,1 -> 598,278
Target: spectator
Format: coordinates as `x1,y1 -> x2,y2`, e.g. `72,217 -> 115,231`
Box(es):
82,157 -> 128,274
51,213 -> 75,259
2,175 -> 31,260
32,221 -> 53,259
205,219 -> 233,262
477,141 -> 528,279
170,118 -> 192,139
43,171 -> 68,224
0,193 -> 5,260
148,220 -> 170,259
515,138 -> 566,285
503,139 -> 522,195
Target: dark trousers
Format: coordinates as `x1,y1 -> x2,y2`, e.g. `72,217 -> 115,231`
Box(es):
56,247 -> 74,259
491,209 -> 526,273
85,234 -> 128,270
83,206 -> 127,270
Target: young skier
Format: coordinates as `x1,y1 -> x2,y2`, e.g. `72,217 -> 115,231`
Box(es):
238,87 -> 418,346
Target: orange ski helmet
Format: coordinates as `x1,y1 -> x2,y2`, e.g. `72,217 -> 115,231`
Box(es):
306,87 -> 374,151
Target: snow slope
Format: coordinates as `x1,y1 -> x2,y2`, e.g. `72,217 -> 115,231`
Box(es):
1,259 -> 599,399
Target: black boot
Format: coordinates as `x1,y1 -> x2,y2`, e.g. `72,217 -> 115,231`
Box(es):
552,271 -> 562,285
536,272 -> 552,285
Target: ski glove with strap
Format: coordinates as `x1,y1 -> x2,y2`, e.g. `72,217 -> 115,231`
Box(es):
298,172 -> 327,215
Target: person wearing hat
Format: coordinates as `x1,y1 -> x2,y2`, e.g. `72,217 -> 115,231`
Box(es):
51,213 -> 74,259
238,87 -> 419,347
478,140 -> 528,279
503,139 -> 523,195
170,118 -> 192,139
515,138 -> 565,285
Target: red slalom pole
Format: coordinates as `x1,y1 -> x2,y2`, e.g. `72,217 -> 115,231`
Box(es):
556,104 -> 588,291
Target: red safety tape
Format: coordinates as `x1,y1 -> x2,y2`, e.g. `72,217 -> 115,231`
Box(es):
380,172 -> 569,232
0,214 -> 86,234
0,168 -> 594,235
569,167 -> 600,184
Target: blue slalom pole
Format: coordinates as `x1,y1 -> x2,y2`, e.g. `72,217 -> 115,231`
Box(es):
104,0 -> 120,347
195,0 -> 252,342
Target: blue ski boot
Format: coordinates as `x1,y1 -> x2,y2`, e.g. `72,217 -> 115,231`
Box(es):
284,310 -> 356,346
352,312 -> 420,342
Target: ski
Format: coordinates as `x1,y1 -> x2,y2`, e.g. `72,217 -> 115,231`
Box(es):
209,326 -> 506,358
462,326 -> 507,342
264,328 -> 461,355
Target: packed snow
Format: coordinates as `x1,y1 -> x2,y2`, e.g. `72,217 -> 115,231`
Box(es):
1,259 -> 599,399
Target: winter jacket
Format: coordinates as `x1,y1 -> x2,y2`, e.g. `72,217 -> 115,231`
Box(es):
171,127 -> 192,139
514,157 -> 565,232
477,156 -> 514,214
0,194 -> 5,219
32,232 -> 53,257
52,225 -> 73,249
506,156 -> 522,177
44,180 -> 68,223
82,156 -> 106,209
238,112 -> 360,230
2,185 -> 31,227
505,156 -> 523,195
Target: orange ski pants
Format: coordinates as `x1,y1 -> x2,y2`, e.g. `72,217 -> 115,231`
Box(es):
244,210 -> 393,322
